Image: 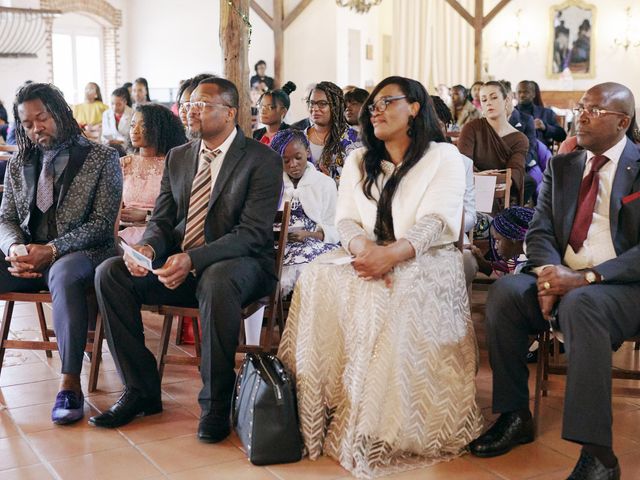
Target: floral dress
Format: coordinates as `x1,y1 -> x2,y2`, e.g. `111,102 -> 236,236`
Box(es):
306,127 -> 361,185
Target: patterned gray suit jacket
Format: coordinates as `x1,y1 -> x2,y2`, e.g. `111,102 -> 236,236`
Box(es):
0,136 -> 123,267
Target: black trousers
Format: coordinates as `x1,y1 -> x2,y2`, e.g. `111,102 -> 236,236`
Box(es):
486,273 -> 640,448
95,256 -> 275,415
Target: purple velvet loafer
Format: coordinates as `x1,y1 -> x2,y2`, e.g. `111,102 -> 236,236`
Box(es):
51,390 -> 84,425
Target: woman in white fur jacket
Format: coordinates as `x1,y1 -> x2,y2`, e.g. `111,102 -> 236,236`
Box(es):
271,129 -> 340,295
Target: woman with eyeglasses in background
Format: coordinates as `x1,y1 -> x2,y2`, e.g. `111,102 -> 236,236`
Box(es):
278,76 -> 482,478
252,81 -> 296,146
304,81 -> 360,183
119,104 -> 187,245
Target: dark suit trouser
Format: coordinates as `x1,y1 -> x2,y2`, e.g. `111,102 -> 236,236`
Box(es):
0,252 -> 95,375
95,256 -> 275,415
487,273 -> 640,448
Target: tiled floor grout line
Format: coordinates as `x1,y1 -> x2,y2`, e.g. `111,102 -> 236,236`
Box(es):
114,426 -> 172,478
5,408 -> 63,480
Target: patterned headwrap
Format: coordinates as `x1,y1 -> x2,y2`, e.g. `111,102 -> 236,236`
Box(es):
492,206 -> 535,241
270,129 -> 309,157
490,206 -> 535,274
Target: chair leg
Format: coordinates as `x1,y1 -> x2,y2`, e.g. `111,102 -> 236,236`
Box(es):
88,314 -> 104,393
191,316 -> 201,371
157,313 -> 174,381
263,293 -> 279,353
533,331 -> 547,438
635,341 -> 640,351
35,302 -> 52,359
175,316 -> 184,345
541,331 -> 550,398
0,300 -> 15,376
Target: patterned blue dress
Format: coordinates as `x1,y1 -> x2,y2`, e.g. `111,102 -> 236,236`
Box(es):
281,195 -> 339,295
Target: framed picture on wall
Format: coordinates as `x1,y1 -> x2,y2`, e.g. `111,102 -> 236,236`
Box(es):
548,0 -> 596,78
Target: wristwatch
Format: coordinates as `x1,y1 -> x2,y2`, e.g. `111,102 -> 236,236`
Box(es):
584,270 -> 602,284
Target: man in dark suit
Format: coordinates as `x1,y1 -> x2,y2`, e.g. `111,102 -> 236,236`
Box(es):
0,83 -> 122,425
470,82 -> 640,480
91,77 -> 283,443
516,80 -> 567,149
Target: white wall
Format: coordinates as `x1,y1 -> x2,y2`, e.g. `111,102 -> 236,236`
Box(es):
483,0 -> 640,101
0,0 -> 128,121
124,0 -> 223,102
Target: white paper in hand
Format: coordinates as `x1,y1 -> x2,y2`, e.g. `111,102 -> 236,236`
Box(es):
13,244 -> 28,256
316,254 -> 354,265
122,243 -> 153,271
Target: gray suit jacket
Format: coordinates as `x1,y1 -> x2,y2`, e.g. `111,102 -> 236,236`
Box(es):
141,127 -> 283,277
526,138 -> 640,283
0,136 -> 123,266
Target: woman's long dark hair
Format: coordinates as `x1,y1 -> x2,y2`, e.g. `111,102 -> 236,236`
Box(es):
308,81 -> 348,172
112,86 -> 131,107
13,83 -> 82,160
358,76 -> 446,243
136,103 -> 187,155
134,77 -> 151,102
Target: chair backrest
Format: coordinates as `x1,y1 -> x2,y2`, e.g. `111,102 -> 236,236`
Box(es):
474,168 -> 513,214
0,145 -> 17,153
273,201 -> 291,281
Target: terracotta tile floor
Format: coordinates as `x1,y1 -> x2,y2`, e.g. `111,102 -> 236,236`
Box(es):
1,298 -> 639,479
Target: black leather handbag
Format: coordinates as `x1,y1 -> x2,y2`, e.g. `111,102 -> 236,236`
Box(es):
232,352 -> 303,465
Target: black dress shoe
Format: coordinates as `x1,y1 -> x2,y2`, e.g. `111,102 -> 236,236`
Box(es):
89,388 -> 162,428
197,411 -> 231,443
469,411 -> 534,458
567,451 -> 620,480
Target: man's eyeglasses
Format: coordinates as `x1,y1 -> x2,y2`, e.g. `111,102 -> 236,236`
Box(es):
306,100 -> 330,110
572,106 -> 630,119
182,101 -> 231,113
367,95 -> 407,115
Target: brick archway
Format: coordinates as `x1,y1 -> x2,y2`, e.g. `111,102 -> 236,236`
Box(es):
41,0 -> 122,95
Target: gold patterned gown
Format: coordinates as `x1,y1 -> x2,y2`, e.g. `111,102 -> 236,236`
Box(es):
278,145 -> 483,478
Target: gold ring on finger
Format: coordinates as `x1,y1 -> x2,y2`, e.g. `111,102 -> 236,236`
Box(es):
543,281 -> 551,290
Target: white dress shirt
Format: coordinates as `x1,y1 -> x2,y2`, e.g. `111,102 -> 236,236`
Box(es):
198,128 -> 237,193
563,135 -> 627,270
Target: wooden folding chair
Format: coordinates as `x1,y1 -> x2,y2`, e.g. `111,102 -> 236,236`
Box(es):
0,291 -> 105,392
156,201 -> 291,380
533,330 -> 640,436
0,211 -> 122,392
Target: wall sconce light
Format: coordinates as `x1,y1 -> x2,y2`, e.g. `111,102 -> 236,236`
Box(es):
504,9 -> 530,53
614,7 -> 640,50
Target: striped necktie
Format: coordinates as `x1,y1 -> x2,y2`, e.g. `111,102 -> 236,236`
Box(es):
182,149 -> 221,250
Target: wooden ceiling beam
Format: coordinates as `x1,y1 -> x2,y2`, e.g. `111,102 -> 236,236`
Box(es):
283,0 -> 313,30
249,0 -> 274,29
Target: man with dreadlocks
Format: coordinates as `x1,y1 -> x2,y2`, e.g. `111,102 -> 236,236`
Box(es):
0,83 -> 122,425
304,81 -> 360,184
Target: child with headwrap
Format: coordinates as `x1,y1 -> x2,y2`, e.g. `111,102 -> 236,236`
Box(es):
472,206 -> 535,277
